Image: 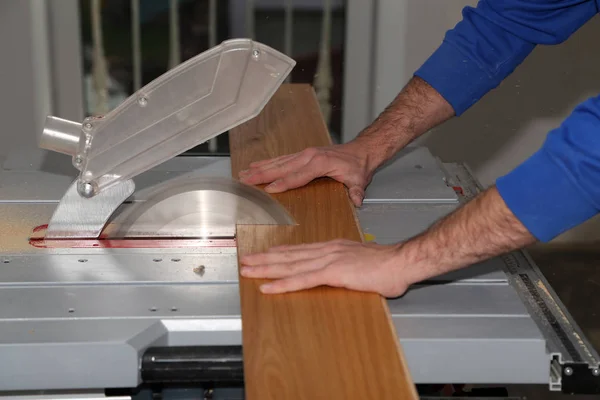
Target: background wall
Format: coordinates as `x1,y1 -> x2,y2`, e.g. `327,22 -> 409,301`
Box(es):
0,1 -> 52,166
0,0 -> 82,166
365,0 -> 600,244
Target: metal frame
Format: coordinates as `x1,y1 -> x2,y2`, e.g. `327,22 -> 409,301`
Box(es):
442,162 -> 600,393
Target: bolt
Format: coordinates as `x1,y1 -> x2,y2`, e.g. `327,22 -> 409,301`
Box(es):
138,96 -> 148,107
252,49 -> 260,59
193,265 -> 206,276
593,368 -> 600,376
77,182 -> 95,198
74,156 -> 83,165
564,367 -> 573,376
83,122 -> 93,131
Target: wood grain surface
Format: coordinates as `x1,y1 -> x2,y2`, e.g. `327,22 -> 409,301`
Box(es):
229,84 -> 417,399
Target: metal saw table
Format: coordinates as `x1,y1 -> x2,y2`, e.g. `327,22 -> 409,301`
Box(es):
0,39 -> 598,399
0,146 -> 598,399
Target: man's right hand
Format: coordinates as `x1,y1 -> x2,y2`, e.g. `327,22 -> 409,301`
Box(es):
238,77 -> 455,206
238,142 -> 374,206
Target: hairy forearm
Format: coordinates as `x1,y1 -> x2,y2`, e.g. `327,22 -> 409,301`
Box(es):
351,76 -> 455,171
396,186 -> 537,285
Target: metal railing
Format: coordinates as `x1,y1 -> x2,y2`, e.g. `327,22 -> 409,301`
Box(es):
88,0 -> 334,152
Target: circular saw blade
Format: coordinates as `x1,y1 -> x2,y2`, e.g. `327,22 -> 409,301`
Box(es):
103,177 -> 295,238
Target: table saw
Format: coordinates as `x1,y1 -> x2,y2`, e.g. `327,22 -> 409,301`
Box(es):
0,39 -> 598,399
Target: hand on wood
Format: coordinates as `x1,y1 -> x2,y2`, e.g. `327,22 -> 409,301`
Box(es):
238,144 -> 373,206
239,239 -> 412,297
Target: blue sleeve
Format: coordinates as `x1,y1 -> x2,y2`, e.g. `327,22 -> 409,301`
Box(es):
414,0 -> 598,115
496,95 -> 600,242
412,1 -> 600,241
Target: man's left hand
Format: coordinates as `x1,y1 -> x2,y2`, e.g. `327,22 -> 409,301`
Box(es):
239,239 -> 413,297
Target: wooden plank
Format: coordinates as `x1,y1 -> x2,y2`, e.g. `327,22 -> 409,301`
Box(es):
229,84 -> 417,399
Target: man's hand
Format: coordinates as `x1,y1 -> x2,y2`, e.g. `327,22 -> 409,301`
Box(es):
240,187 -> 537,297
239,77 -> 454,206
236,77 -> 478,297
239,239 -> 416,297
239,143 -> 374,206
239,77 -> 455,206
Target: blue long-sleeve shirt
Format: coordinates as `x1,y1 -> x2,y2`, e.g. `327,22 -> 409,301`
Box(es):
414,0 -> 600,242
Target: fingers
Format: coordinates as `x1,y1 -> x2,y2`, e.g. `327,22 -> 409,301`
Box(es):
267,242 -> 330,252
259,269 -> 330,294
239,240 -> 354,281
238,146 -> 371,202
240,243 -> 330,266
263,166 -> 322,193
240,255 -> 330,279
239,153 -> 308,185
238,156 -> 293,182
241,241 -> 337,268
245,153 -> 296,170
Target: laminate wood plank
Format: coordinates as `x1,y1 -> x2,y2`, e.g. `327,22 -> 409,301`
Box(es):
230,84 -> 417,399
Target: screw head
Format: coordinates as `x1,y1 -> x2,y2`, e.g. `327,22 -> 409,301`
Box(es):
74,156 -> 83,165
593,368 -> 600,376
252,49 -> 260,59
564,367 -> 574,376
193,265 -> 206,276
83,122 -> 93,131
77,182 -> 95,198
138,96 -> 148,107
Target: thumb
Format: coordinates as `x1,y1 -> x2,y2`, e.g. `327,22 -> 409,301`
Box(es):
348,186 -> 365,207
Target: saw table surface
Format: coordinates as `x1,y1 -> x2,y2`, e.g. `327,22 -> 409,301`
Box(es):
0,145 -> 552,390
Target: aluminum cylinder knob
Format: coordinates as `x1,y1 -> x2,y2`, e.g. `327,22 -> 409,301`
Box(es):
39,116 -> 82,156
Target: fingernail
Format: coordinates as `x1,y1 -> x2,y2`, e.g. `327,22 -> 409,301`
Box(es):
240,266 -> 252,276
239,169 -> 250,175
239,175 -> 253,183
260,283 -> 273,293
264,181 -> 279,192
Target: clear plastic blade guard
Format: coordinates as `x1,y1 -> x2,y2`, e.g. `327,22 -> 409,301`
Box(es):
73,39 -> 294,196
39,39 -> 296,239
